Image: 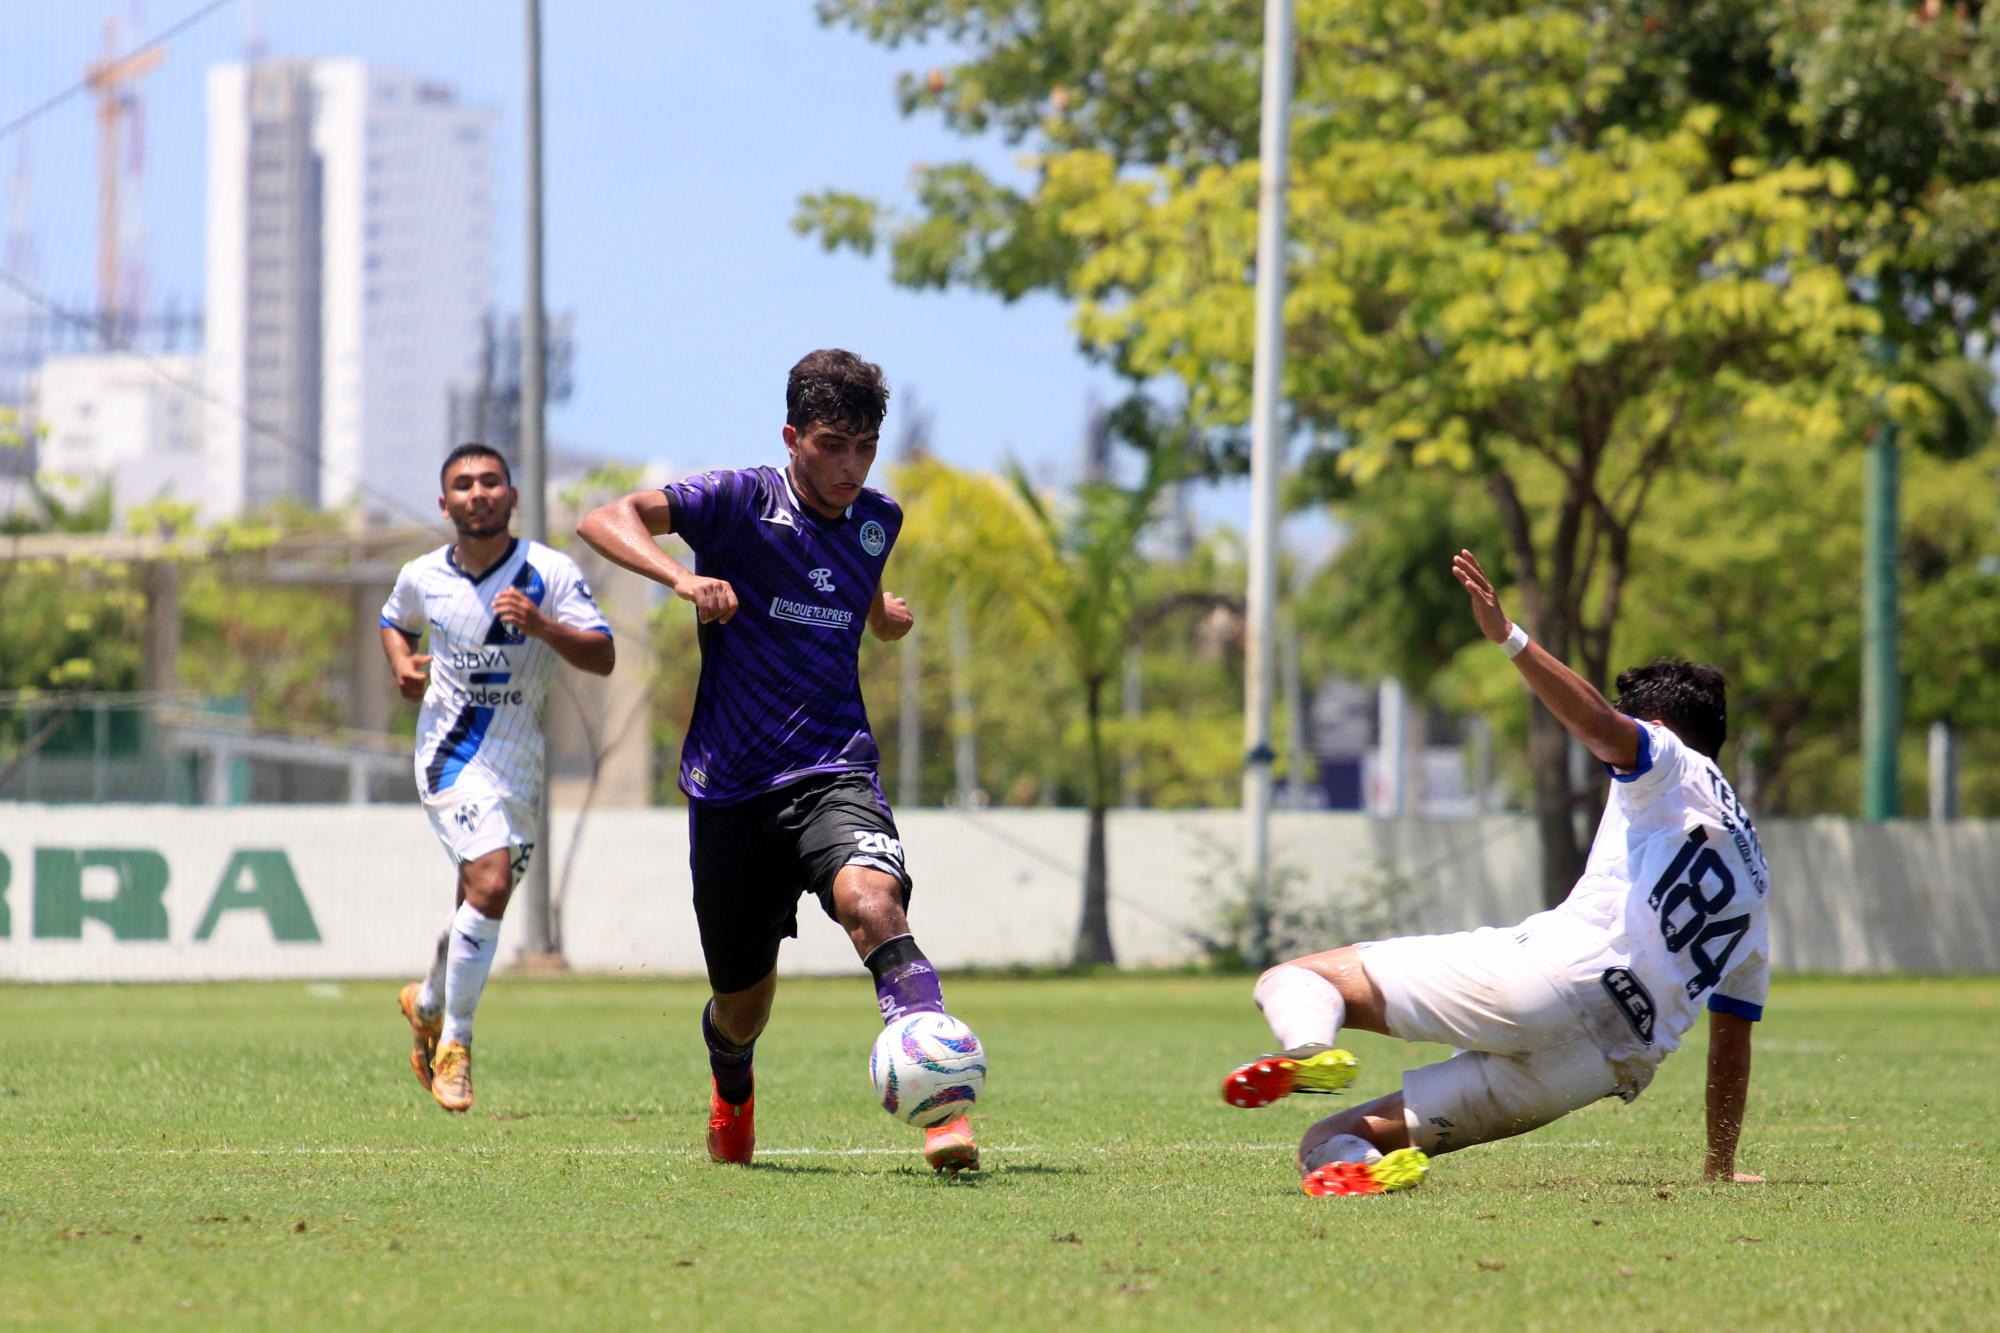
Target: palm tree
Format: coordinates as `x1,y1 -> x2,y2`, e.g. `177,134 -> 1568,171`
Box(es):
897,451 -> 1177,965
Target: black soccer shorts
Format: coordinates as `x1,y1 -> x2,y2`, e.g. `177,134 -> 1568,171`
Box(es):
688,770 -> 913,994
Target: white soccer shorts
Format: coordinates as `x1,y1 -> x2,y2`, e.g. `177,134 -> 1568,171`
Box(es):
1357,927 -> 1634,1154
421,781 -> 539,885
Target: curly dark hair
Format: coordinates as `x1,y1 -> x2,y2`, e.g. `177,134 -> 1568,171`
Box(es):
1613,658 -> 1728,759
785,348 -> 889,436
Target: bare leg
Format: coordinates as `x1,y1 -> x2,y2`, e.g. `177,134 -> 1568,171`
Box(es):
457,846 -> 514,918
828,864 -> 913,958
1298,1092 -> 1415,1172
710,967 -> 778,1048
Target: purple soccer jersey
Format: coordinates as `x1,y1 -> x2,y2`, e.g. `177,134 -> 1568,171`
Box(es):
663,465 -> 902,804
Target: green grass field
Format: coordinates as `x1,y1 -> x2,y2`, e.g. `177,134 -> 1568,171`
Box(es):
3,974 -> 1996,1329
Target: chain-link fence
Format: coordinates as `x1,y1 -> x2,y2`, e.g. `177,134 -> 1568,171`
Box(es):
0,692 -> 412,804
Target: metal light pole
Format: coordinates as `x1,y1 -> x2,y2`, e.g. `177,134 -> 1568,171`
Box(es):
1862,406 -> 1900,821
1241,0 -> 1296,970
1861,334 -> 1902,822
518,0 -> 554,955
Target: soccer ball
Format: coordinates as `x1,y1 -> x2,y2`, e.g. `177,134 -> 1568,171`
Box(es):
869,1012 -> 985,1128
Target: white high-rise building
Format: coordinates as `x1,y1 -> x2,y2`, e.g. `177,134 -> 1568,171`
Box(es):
32,353 -> 205,517
205,61 -> 494,522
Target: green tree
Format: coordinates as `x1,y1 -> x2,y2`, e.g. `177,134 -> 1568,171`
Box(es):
1616,418 -> 2000,816
1296,469 -> 1507,699
897,453 -> 1180,964
799,0 -> 2000,902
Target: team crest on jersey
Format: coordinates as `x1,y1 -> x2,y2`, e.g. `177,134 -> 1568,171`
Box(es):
859,519 -> 886,557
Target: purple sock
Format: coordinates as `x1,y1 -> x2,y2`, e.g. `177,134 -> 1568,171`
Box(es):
702,1000 -> 754,1105
866,935 -> 945,1023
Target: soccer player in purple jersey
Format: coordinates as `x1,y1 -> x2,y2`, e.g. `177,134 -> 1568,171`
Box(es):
577,349 -> 981,1175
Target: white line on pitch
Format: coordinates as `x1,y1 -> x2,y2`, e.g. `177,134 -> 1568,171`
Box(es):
13,1141 -> 1272,1159
5,1138 -> 1886,1158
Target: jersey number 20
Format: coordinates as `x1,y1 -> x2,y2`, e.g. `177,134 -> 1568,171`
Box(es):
1646,827 -> 1750,1000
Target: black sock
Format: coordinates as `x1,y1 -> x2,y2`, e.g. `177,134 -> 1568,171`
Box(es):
702,999 -> 755,1105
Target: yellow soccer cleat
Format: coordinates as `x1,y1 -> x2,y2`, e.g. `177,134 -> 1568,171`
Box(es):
923,1115 -> 979,1178
398,983 -> 442,1092
1302,1147 -> 1430,1197
1221,1045 -> 1359,1108
430,1040 -> 474,1113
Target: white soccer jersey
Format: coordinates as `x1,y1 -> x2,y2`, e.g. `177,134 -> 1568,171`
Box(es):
1513,720 -> 1772,1082
380,539 -> 611,802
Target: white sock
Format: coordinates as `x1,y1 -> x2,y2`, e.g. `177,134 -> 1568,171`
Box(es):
1302,1132 -> 1384,1174
415,923 -> 449,1020
441,902 -> 502,1047
1253,964 -> 1346,1050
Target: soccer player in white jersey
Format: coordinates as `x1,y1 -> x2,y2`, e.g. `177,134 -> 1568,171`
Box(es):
379,443 -> 615,1112
1221,549 -> 1772,1196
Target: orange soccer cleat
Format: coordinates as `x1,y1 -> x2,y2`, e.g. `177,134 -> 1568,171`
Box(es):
922,1115 -> 979,1178
430,1040 -> 474,1113
398,982 -> 442,1092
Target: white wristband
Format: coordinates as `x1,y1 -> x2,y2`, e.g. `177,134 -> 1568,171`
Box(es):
1501,623 -> 1530,659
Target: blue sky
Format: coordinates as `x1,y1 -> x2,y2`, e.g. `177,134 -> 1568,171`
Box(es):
0,1 -> 1311,544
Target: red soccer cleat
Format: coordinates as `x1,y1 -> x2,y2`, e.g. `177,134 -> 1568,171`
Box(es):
706,1078 -> 755,1165
1301,1148 -> 1429,1197
1302,1161 -> 1385,1196
1220,1046 -> 1358,1108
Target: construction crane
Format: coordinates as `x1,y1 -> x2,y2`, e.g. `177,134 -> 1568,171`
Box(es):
85,14 -> 162,338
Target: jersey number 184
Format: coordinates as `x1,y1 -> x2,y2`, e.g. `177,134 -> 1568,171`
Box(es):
1646,827 -> 1751,1000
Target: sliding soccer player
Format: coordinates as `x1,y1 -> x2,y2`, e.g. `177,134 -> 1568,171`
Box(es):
1222,549 -> 1770,1196
380,442 -> 615,1112
576,348 -> 980,1176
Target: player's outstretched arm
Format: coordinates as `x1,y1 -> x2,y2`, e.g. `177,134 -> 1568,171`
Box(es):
1451,549 -> 1640,770
867,585 -> 914,641
577,490 -> 738,624
1703,1010 -> 1763,1183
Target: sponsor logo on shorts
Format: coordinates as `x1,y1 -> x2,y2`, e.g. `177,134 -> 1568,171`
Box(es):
859,519 -> 887,557
852,830 -> 904,864
769,596 -> 854,629
1600,966 -> 1657,1046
